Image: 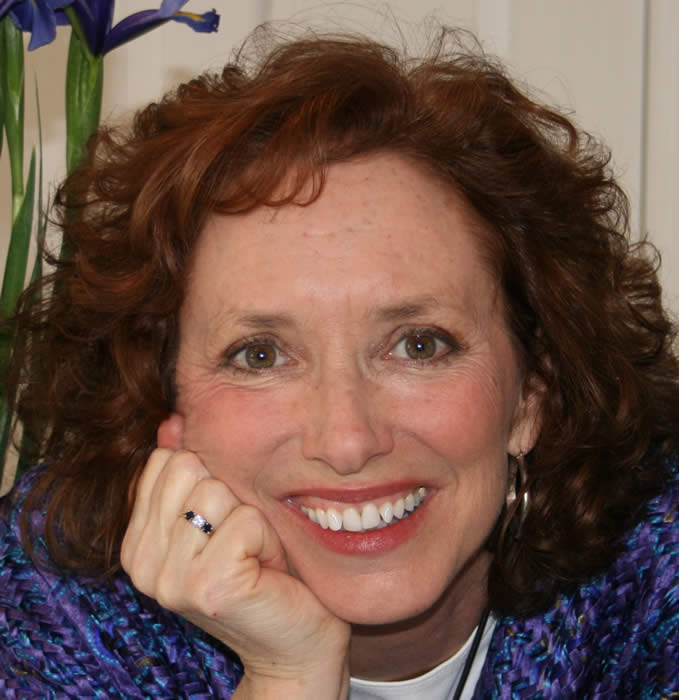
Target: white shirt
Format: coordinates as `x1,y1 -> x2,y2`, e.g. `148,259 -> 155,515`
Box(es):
349,614 -> 496,700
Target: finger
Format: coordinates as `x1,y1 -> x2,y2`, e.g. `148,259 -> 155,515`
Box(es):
122,450 -> 209,586
122,447 -> 175,563
223,504 -> 289,574
129,447 -> 174,523
159,504 -> 289,620
184,507 -> 293,637
147,450 -> 211,542
156,477 -> 242,604
157,413 -> 184,450
190,504 -> 289,590
178,476 -> 241,545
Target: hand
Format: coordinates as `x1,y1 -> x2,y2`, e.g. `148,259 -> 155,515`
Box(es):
121,415 -> 350,699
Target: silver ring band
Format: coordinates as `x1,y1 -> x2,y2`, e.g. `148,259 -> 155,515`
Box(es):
182,510 -> 213,535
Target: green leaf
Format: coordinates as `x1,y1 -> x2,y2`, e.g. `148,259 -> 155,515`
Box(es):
30,80 -> 45,286
0,391 -> 13,485
66,29 -> 103,174
0,149 -> 36,326
1,16 -> 25,221
0,148 -> 35,483
0,17 -> 27,483
0,18 -> 6,158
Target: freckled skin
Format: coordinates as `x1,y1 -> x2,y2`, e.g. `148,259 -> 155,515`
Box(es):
175,153 -> 541,679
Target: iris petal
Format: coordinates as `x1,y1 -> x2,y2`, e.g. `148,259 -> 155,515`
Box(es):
158,0 -> 189,16
101,2 -> 217,55
10,2 -> 55,50
5,0 -> 75,50
61,0 -> 113,55
3,0 -> 218,55
101,9 -> 166,54
0,0 -> 19,18
171,9 -> 219,33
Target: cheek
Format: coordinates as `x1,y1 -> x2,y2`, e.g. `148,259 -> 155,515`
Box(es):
180,385 -> 295,486
391,371 -> 515,464
392,376 -> 512,535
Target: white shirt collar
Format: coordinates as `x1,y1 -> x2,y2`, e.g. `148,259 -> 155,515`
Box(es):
349,614 -> 496,700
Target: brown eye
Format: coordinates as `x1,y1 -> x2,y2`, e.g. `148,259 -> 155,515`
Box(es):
228,340 -> 288,371
244,343 -> 278,369
404,333 -> 438,360
389,330 -> 457,363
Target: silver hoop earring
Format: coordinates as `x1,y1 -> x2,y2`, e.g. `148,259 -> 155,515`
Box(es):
507,452 -> 530,539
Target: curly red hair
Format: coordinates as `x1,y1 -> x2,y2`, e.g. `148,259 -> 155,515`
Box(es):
7,27 -> 679,613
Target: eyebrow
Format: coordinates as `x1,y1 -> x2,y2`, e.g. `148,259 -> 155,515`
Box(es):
227,312 -> 297,330
372,295 -> 444,322
222,296 -> 448,329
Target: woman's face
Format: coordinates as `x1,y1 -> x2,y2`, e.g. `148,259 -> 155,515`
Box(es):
175,153 -> 539,626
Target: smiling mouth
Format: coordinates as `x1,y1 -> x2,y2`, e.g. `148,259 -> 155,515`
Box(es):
296,487 -> 427,533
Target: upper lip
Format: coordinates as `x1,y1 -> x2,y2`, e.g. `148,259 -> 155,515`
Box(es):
285,481 -> 427,504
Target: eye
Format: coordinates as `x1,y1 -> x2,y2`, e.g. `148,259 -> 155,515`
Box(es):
389,330 -> 456,362
228,340 -> 289,371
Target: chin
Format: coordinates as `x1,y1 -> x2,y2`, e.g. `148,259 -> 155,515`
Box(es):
295,563 -> 451,626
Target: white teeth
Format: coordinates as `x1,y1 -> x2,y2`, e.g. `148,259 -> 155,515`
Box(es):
327,508 -> 343,531
343,507 -> 362,532
405,493 -> 416,512
361,503 -> 380,530
379,501 -> 393,523
299,487 -> 427,533
316,508 -> 329,529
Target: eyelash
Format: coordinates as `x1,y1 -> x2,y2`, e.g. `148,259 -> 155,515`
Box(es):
388,328 -> 461,364
222,327 -> 461,375
224,335 -> 291,374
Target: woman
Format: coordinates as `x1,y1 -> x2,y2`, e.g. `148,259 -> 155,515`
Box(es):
1,27 -> 678,698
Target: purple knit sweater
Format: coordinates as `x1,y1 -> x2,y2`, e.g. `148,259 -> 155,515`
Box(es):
1,465 -> 677,698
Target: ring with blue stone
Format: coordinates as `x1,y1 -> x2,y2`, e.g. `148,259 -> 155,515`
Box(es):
182,510 -> 214,536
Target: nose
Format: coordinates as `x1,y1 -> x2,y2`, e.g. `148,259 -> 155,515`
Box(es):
301,365 -> 394,475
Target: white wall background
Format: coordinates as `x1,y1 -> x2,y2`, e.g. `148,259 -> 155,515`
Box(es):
1,0 -> 677,313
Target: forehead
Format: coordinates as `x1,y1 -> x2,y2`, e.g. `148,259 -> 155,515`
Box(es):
185,154 -> 501,323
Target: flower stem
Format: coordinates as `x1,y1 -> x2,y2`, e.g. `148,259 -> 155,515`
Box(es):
1,16 -> 25,224
63,6 -> 96,63
65,29 -> 103,175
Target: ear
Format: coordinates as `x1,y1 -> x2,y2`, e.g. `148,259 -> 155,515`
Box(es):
507,372 -> 543,456
157,413 -> 185,450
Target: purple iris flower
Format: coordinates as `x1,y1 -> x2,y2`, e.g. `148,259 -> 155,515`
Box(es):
1,1 -> 74,51
62,0 -> 219,56
0,0 -> 219,53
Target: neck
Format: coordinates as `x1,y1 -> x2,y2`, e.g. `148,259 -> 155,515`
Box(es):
349,550 -> 491,681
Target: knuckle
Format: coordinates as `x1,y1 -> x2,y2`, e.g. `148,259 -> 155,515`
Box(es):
165,450 -> 210,484
125,557 -> 153,596
149,447 -> 174,464
155,576 -> 183,613
190,476 -> 232,503
135,448 -> 172,490
183,569 -> 208,603
156,564 -> 220,617
184,566 -> 229,617
231,503 -> 265,529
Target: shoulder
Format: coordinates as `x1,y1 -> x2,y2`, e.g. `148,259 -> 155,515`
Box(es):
478,457 -> 679,698
0,468 -> 243,698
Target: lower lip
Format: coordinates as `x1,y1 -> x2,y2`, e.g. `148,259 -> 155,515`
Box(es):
288,501 -> 428,555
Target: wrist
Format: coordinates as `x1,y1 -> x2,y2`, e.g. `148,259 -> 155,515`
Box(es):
234,670 -> 349,700
232,614 -> 351,699
234,653 -> 350,700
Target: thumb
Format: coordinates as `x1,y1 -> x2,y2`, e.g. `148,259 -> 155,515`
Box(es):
157,413 -> 185,450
